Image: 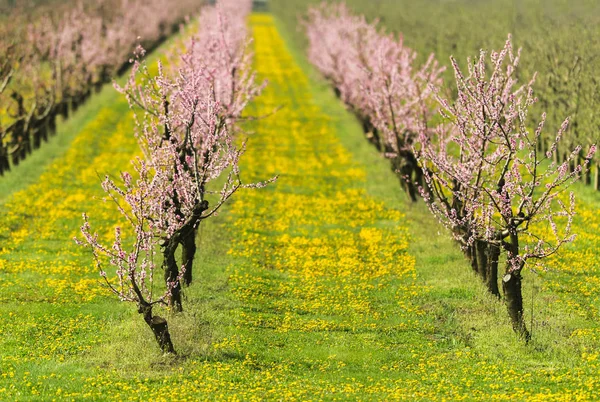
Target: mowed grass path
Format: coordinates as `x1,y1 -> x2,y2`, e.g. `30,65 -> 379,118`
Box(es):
2,11 -> 600,401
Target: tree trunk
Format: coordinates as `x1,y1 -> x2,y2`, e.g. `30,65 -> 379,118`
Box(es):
163,238 -> 183,312
568,154 -> 575,174
0,144 -> 9,176
486,244 -> 501,297
595,163 -> 600,191
139,303 -> 176,354
585,161 -> 592,186
21,130 -> 30,159
10,123 -> 23,166
71,97 -> 80,114
502,271 -> 530,340
395,155 -> 419,203
333,86 -> 341,99
42,117 -> 50,142
33,126 -> 41,149
59,101 -> 69,119
405,177 -> 418,202
467,243 -> 478,274
476,240 -> 488,282
359,115 -> 381,150
49,114 -> 57,136
372,127 -> 382,152
181,228 -> 197,286
406,152 -> 422,203
414,163 -> 425,193
83,88 -> 92,103
33,121 -> 47,150
576,150 -> 584,180
470,240 -> 500,297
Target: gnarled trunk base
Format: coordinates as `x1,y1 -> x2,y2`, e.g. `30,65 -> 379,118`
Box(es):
502,271 -> 530,341
139,304 -> 176,354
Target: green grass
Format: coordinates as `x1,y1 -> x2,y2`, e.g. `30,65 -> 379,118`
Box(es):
1,8 -> 600,401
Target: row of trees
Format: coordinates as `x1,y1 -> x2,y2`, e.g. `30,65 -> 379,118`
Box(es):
305,2 -> 594,340
77,0 -> 273,355
0,0 -> 202,175
305,3 -> 444,201
301,0 -> 600,191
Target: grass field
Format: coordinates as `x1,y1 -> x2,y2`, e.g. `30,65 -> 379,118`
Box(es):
1,9 -> 600,400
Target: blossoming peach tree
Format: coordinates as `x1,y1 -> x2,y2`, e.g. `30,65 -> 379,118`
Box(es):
417,35 -> 595,339
76,0 -> 273,353
305,2 -> 444,201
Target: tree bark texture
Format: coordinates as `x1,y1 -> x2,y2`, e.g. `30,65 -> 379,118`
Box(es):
486,244 -> 501,297
465,239 -> 500,297
163,238 -> 183,312
502,271 -> 530,341
139,303 -> 176,354
181,228 -> 197,286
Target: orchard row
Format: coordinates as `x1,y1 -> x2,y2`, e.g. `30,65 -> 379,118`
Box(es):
0,0 -> 201,175
76,0 -> 274,354
305,2 -> 594,340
